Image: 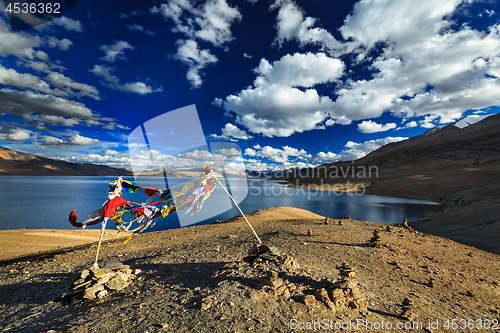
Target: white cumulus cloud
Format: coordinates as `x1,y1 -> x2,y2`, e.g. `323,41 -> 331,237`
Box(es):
358,120 -> 397,133
98,41 -> 134,63
219,52 -> 344,137
151,0 -> 241,88
89,65 -> 162,95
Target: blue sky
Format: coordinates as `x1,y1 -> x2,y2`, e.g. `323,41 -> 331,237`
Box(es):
0,0 -> 499,171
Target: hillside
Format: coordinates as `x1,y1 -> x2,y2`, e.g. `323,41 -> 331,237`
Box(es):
0,147 -> 247,177
282,113 -> 500,201
0,147 -> 133,176
281,113 -> 500,253
0,210 -> 499,332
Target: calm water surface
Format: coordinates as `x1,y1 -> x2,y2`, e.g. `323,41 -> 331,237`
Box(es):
0,176 -> 444,231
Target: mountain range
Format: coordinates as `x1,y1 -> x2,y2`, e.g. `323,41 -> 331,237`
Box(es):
282,113 -> 500,202
280,113 -> 500,253
0,147 -> 134,176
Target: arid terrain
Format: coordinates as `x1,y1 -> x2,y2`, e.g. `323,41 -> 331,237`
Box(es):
0,207 -> 499,333
280,114 -> 500,255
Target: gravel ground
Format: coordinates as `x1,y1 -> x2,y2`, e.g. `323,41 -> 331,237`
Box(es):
1,210 -> 499,333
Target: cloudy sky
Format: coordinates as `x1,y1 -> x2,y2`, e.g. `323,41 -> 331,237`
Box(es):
0,0 -> 499,172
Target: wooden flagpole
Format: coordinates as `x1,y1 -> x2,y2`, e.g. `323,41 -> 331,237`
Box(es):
217,180 -> 262,244
93,218 -> 108,268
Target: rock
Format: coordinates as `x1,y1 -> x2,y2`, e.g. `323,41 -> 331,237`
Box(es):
95,276 -> 112,286
279,255 -> 300,269
275,285 -> 287,296
72,278 -> 85,286
307,229 -> 312,236
399,297 -> 416,321
201,298 -> 212,311
83,284 -> 105,299
90,268 -> 114,279
105,274 -> 130,291
282,288 -> 291,300
369,229 -> 382,247
350,287 -> 363,299
81,270 -> 90,279
97,290 -> 108,298
104,260 -> 124,270
270,278 -> 283,289
302,295 -> 317,306
314,288 -> 335,310
355,298 -> 368,312
336,262 -> 359,288
287,283 -> 297,294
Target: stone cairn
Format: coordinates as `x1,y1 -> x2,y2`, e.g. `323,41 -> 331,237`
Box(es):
328,262 -> 368,313
400,218 -> 416,232
59,260 -> 139,301
399,297 -> 416,321
307,229 -> 313,236
215,249 -> 368,315
369,229 -> 382,247
335,262 -> 358,289
386,225 -> 393,232
324,217 -> 330,225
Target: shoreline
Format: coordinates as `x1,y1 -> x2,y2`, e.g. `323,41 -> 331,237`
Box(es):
1,203 -> 498,263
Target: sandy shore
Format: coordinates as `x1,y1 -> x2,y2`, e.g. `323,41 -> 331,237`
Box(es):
0,207 -> 323,262
0,229 -> 127,262
1,201 -> 498,263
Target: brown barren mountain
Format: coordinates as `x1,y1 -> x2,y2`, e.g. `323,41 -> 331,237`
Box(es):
0,147 -> 245,177
0,147 -> 133,176
282,113 -> 500,254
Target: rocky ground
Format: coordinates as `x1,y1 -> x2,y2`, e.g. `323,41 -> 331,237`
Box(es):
0,207 -> 499,332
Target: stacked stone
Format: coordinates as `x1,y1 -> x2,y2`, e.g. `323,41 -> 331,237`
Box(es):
400,218 -> 416,232
369,229 -> 382,247
386,225 -> 393,232
336,262 -> 358,288
259,270 -> 299,300
314,288 -> 335,310
327,262 -> 368,313
62,260 -> 139,300
324,217 -> 330,225
399,297 -> 416,321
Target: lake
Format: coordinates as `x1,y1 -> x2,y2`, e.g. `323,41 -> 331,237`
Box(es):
0,176 -> 444,231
